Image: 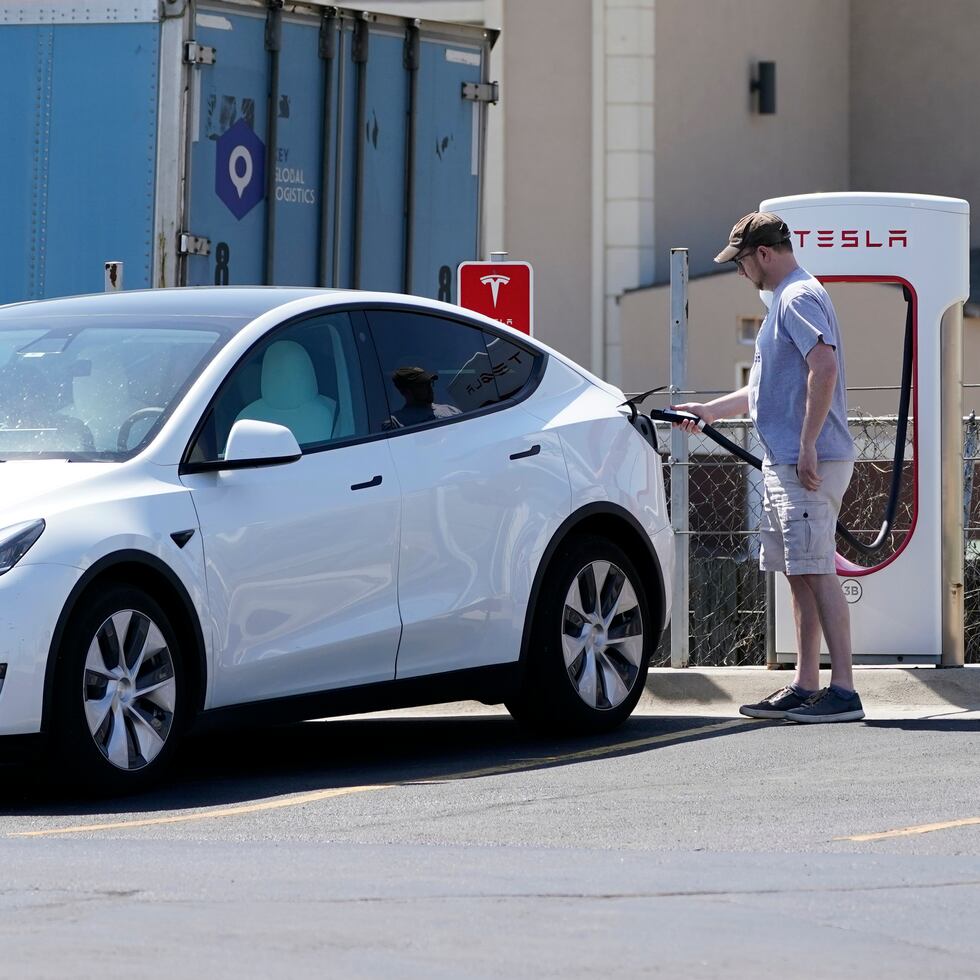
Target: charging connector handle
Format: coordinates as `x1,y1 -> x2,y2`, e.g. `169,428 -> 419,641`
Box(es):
646,408 -> 763,469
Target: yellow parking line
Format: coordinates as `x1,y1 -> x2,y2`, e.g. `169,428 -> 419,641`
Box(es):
837,817 -> 980,842
8,784 -> 388,838
9,718 -> 754,839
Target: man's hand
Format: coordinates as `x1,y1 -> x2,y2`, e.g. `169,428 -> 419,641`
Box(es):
671,402 -> 715,434
797,442 -> 821,491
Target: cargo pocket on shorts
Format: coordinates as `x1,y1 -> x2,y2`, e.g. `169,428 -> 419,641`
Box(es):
779,501 -> 830,562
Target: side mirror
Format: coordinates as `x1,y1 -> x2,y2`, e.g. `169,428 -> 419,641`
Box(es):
223,419 -> 302,468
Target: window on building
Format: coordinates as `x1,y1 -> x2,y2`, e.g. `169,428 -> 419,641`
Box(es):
737,316 -> 762,345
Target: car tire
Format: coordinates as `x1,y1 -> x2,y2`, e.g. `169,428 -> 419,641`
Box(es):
506,534 -> 653,735
50,585 -> 186,793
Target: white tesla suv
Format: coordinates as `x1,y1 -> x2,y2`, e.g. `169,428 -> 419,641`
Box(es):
0,288 -> 673,790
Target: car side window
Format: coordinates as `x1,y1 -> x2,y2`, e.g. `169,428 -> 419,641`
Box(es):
483,331 -> 538,401
365,310 -> 539,430
187,313 -> 370,462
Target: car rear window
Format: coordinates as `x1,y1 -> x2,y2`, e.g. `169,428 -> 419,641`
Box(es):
365,310 -> 541,431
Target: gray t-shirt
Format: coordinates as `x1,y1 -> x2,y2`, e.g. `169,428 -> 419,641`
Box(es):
748,267 -> 854,466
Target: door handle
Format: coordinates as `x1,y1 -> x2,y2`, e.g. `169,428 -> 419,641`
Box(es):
351,474 -> 383,491
509,444 -> 541,461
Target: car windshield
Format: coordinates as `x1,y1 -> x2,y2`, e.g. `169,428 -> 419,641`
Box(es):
0,316 -> 237,461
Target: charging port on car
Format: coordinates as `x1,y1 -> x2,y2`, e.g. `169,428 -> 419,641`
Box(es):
628,413 -> 659,452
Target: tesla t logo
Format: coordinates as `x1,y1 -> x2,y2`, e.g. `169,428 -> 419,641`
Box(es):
458,260 -> 534,335
793,229 -> 908,249
480,274 -> 511,307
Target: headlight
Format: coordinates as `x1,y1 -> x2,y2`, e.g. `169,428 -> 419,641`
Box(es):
0,519 -> 46,575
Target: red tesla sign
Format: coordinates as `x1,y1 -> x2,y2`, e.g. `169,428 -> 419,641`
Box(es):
457,260 -> 534,336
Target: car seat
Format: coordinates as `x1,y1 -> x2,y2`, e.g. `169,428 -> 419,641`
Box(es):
235,340 -> 336,446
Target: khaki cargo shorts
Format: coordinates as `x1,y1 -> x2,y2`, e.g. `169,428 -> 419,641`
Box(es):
760,461 -> 854,576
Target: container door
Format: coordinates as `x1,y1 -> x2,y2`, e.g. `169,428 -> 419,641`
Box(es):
355,26 -> 409,291
270,16 -> 325,285
185,6 -> 336,288
185,6 -> 269,287
0,22 -> 159,303
182,8 -> 488,297
410,36 -> 485,303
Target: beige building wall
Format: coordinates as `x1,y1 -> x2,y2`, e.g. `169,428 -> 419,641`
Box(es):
361,1 -> 980,398
652,0 -> 851,283
851,0 -> 980,248
620,273 -> 980,415
501,0 -> 594,368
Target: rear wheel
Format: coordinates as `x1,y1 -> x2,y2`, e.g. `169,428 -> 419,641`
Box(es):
51,586 -> 186,793
507,534 -> 653,734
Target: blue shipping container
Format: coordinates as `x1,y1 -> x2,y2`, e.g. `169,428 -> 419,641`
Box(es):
0,0 -> 497,304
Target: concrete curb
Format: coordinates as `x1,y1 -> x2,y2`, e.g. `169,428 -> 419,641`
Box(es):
645,665 -> 980,715
343,666 -> 980,722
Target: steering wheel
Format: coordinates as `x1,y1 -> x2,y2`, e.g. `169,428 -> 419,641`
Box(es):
117,407 -> 165,453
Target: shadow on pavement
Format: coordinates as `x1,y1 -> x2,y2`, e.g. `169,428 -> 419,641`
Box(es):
0,712 -> 770,817
863,718 -> 980,732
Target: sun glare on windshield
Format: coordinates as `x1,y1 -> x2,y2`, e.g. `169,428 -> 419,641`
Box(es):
0,319 -> 228,461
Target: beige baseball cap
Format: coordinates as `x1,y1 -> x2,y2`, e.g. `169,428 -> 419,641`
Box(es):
714,211 -> 791,263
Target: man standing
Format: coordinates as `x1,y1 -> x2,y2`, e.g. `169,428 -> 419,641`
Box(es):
674,212 -> 863,723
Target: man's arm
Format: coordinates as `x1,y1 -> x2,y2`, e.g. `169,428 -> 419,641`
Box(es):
672,385 -> 750,434
797,341 -> 838,490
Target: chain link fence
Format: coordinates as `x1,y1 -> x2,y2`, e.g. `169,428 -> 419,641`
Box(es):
965,408 -> 980,663
652,393 -> 977,667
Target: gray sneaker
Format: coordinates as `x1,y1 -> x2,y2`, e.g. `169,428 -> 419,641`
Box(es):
784,687 -> 865,723
739,685 -> 811,719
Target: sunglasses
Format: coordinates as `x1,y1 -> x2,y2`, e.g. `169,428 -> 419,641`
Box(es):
733,247 -> 757,271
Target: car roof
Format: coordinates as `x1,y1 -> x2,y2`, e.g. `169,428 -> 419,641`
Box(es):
0,286 -> 625,399
0,286 -> 334,321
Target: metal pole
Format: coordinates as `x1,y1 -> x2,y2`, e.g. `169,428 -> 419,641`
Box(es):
402,22 -> 420,294
104,261 -> 123,292
263,0 -> 283,286
316,11 -> 337,287
765,572 -> 777,667
940,302 -> 965,666
332,18 -> 347,288
350,14 -> 369,290
670,248 -> 690,669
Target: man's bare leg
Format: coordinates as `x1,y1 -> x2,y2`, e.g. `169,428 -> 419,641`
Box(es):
787,574 -> 822,691
801,572 -> 854,692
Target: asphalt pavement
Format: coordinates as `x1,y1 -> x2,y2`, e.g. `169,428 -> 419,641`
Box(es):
2,703 -> 980,978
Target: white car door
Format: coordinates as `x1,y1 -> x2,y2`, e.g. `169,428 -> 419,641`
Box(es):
365,308 -> 571,678
180,311 -> 402,708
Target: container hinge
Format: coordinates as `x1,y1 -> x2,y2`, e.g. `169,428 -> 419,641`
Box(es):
462,81 -> 499,104
265,1 -> 283,53
184,41 -> 217,66
161,0 -> 189,17
403,22 -> 420,72
178,233 -> 211,257
319,11 -> 338,61
352,15 -> 370,64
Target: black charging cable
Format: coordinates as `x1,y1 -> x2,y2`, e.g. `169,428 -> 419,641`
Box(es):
622,287 -> 914,558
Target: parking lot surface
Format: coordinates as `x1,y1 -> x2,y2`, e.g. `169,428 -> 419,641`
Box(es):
3,708 -> 980,978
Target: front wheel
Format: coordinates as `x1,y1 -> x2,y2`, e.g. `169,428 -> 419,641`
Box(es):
507,534 -> 653,735
51,586 -> 186,793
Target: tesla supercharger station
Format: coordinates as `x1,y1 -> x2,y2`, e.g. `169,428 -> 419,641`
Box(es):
759,192 -> 969,666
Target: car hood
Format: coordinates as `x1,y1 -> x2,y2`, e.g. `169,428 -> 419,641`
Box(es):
0,461 -> 119,525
